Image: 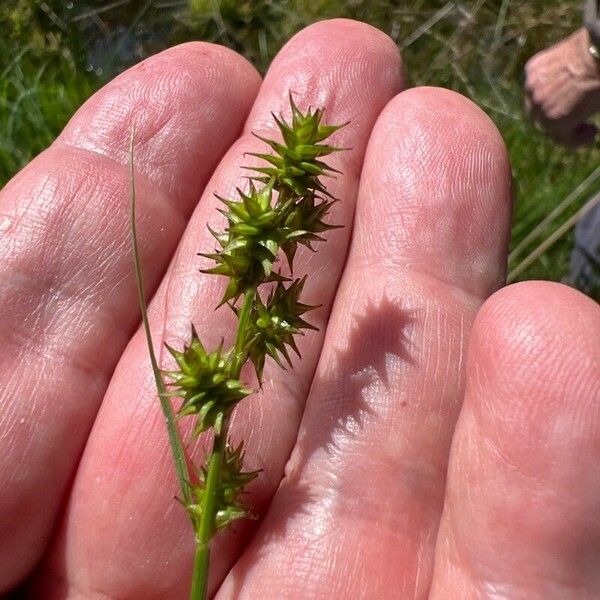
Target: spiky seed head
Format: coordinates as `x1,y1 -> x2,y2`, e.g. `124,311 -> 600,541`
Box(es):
185,442 -> 259,531
163,326 -> 252,435
245,277 -> 319,382
245,93 -> 347,197
202,182 -> 340,303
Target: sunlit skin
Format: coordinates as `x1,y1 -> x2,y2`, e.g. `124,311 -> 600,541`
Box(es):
0,19 -> 599,600
525,27 -> 600,146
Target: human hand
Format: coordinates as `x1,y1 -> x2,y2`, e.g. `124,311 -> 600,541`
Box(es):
1,19 -> 599,599
524,27 -> 600,146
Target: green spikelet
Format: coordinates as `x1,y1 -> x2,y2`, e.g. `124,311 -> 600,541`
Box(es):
244,277 -> 318,382
163,326 -> 253,435
280,190 -> 341,268
201,180 -> 340,304
246,94 -> 346,197
185,442 -> 259,531
200,180 -> 285,305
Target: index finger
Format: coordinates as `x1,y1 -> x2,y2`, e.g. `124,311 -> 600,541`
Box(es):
0,43 -> 260,591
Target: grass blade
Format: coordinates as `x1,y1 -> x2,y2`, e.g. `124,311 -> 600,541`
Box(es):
129,126 -> 192,506
508,191 -> 600,282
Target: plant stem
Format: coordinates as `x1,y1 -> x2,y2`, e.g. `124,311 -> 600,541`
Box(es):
189,287 -> 256,599
190,533 -> 210,600
190,422 -> 229,600
129,129 -> 192,507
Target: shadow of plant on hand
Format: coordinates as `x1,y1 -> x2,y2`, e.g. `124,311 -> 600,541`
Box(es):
251,292 -> 417,544
223,291 -> 417,595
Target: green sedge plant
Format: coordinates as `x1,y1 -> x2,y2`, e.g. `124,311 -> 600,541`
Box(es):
131,95 -> 346,599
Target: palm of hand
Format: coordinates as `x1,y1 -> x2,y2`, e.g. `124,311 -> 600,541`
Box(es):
1,19 -> 599,600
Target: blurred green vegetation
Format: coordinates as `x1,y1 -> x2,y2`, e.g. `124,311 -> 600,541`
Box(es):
0,1 -> 95,181
0,0 -> 598,293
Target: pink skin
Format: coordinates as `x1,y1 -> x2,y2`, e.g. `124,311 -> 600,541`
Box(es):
431,283 -> 600,599
217,86 -> 512,600
31,19 -> 404,600
0,42 -> 260,591
525,28 -> 600,146
0,18 -> 598,600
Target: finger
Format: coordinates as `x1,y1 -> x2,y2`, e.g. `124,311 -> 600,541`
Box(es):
33,19 -> 405,599
430,282 -> 600,599
218,88 -> 512,599
0,43 -> 260,591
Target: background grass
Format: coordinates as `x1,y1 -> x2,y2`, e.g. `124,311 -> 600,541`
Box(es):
1,0 -> 599,297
